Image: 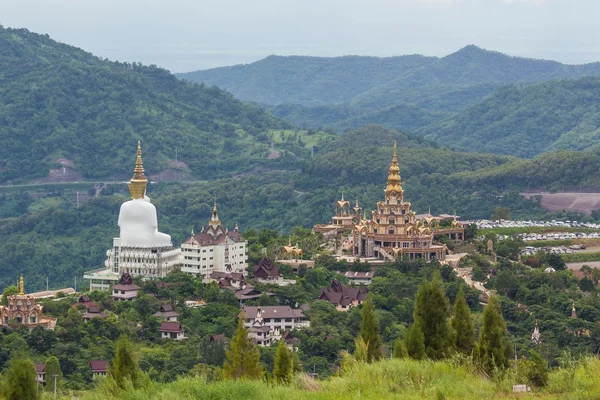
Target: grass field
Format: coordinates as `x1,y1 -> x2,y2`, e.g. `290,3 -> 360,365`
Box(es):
70,357 -> 600,400
561,252 -> 600,263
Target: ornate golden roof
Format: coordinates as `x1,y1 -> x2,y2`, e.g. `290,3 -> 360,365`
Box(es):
128,141 -> 148,199
384,141 -> 403,199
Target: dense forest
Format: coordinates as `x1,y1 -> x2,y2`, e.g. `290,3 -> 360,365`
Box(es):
422,77 -> 600,157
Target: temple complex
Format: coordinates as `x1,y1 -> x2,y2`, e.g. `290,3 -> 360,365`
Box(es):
84,142 -> 181,290
352,142 -> 451,262
0,276 -> 56,330
180,201 -> 248,280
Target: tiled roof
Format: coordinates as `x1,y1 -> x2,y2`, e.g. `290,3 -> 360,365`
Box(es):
90,360 -> 108,372
242,306 -> 306,320
319,280 -> 368,306
35,362 -> 45,374
160,321 -> 183,333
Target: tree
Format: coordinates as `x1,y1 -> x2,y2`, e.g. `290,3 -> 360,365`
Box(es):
273,340 -> 292,384
527,350 -> 549,387
45,356 -> 62,393
475,295 -> 509,374
451,286 -> 475,355
2,355 -> 39,400
404,324 -> 425,360
1,285 -> 18,305
491,206 -> 511,221
413,272 -> 451,359
392,337 -> 407,359
223,317 -> 263,379
359,296 -> 383,362
111,335 -> 140,389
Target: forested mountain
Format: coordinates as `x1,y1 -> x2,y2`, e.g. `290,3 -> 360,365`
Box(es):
178,54 -> 437,106
179,46 -> 600,150
0,27 -> 302,183
422,77 -> 600,157
179,46 -> 600,110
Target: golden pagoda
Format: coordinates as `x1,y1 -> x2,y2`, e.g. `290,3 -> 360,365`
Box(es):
353,142 -> 447,262
128,141 -> 147,199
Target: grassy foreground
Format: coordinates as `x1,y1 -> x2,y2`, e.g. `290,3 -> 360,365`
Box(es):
70,357 -> 600,400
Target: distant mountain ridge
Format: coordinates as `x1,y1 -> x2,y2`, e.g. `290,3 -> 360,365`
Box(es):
178,45 -> 600,110
179,46 -> 600,157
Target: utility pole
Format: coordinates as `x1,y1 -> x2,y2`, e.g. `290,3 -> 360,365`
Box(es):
53,374 -> 58,400
76,191 -> 79,208
46,277 -> 48,292
74,276 -> 77,292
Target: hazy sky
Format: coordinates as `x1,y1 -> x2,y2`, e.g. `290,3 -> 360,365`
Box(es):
1,0 -> 599,72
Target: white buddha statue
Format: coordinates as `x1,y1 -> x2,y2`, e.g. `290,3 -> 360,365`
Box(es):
117,142 -> 171,247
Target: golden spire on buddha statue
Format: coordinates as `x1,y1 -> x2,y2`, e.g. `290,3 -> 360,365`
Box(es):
384,141 -> 403,200
18,275 -> 24,296
128,141 -> 148,199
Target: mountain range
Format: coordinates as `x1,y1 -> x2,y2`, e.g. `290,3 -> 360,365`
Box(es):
179,46 -> 600,157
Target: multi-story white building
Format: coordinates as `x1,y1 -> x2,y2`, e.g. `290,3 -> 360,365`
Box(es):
84,142 -> 181,291
180,202 -> 248,280
242,306 -> 309,347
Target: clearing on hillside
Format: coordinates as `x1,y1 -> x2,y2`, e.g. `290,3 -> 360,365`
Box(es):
522,192 -> 600,215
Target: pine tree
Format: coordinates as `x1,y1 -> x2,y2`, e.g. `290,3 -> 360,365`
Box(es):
44,356 -> 62,393
527,349 -> 549,387
404,324 -> 425,360
413,271 -> 452,359
353,336 -> 369,362
111,335 -> 140,389
273,340 -> 292,384
291,351 -> 302,373
451,286 -> 475,355
393,337 -> 408,359
475,295 -> 509,374
359,296 -> 383,362
2,355 -> 39,400
223,317 -> 263,379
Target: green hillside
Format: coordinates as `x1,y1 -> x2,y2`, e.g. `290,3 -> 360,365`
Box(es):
423,77 -> 600,157
0,27 -> 308,183
270,103 -> 449,133
179,46 -> 600,143
178,54 -> 436,106
452,149 -> 600,191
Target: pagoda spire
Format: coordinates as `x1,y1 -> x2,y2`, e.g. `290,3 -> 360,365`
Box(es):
210,196 -> 221,226
128,141 -> 148,199
18,275 -> 24,296
384,141 -> 403,201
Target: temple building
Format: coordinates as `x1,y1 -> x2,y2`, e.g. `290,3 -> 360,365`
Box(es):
0,276 -> 56,330
314,195 -> 362,234
84,142 -> 181,290
180,201 -> 247,280
353,142 -> 448,262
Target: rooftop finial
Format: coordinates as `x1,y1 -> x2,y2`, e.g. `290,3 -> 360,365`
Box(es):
341,191 -> 344,201
384,141 -> 403,201
18,275 -> 24,296
128,141 -> 148,199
